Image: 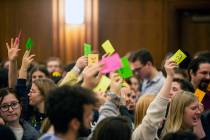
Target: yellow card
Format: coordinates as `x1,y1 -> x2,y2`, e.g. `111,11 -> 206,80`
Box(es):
121,81 -> 130,88
194,89 -> 206,103
88,54 -> 99,66
94,76 -> 111,93
102,40 -> 115,55
170,49 -> 187,65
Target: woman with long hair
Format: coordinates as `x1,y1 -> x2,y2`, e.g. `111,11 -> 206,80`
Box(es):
161,91 -> 200,137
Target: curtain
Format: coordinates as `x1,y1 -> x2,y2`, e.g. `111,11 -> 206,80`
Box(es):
52,0 -> 99,64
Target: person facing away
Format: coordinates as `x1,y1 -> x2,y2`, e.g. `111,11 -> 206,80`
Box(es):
39,85 -> 97,140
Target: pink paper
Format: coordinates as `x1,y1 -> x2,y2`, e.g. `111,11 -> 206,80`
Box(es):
101,53 -> 122,73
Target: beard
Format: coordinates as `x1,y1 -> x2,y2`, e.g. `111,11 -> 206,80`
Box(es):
77,123 -> 91,139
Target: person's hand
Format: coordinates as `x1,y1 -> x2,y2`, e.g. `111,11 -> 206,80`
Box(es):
164,59 -> 177,78
109,72 -> 123,96
6,38 -> 20,62
20,50 -> 35,71
75,56 -> 88,70
81,63 -> 103,89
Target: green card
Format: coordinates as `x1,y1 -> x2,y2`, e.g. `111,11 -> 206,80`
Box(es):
84,43 -> 92,56
118,57 -> 133,78
170,49 -> 187,65
26,38 -> 33,50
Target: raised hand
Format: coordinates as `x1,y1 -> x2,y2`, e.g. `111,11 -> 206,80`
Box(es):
75,56 -> 88,71
6,38 -> 20,61
164,59 -> 178,77
19,50 -> 35,79
81,63 -> 103,89
109,72 -> 123,96
21,50 -> 35,70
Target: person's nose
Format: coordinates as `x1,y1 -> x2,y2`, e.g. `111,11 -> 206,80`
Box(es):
205,73 -> 210,80
8,106 -> 14,112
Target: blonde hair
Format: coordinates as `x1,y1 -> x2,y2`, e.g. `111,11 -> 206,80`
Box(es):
161,91 -> 195,137
33,78 -> 57,98
134,94 -> 155,128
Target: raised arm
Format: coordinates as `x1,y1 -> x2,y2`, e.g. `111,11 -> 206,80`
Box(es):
132,60 -> 177,140
6,38 -> 20,88
59,56 -> 88,86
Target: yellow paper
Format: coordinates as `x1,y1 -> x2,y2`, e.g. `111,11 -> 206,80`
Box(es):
194,89 -> 206,103
88,54 -> 99,66
102,40 -> 115,55
121,81 -> 130,88
94,76 -> 111,93
170,49 -> 187,65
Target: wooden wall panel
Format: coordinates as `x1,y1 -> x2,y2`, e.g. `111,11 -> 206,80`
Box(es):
166,0 -> 210,52
98,0 -> 210,67
99,0 -> 166,67
0,0 -> 52,66
1,0 -> 210,67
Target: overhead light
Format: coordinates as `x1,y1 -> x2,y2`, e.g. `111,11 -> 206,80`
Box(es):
65,0 -> 84,25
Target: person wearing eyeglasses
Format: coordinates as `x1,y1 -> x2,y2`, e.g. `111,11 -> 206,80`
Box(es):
0,88 -> 39,140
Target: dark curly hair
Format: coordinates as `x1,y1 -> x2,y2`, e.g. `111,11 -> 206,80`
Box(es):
45,85 -> 97,134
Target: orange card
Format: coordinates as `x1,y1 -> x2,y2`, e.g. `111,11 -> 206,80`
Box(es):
88,54 -> 99,66
194,89 -> 206,103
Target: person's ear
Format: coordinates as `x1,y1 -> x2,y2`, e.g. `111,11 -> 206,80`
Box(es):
190,70 -> 195,77
69,118 -> 80,131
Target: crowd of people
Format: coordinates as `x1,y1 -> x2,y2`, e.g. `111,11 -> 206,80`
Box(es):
0,37 -> 210,140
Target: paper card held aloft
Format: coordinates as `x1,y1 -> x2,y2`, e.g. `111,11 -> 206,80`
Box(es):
88,54 -> 99,66
94,75 -> 111,93
100,53 -> 122,74
102,40 -> 115,55
195,89 -> 206,103
84,43 -> 92,56
118,57 -> 133,78
170,49 -> 187,65
26,38 -> 33,50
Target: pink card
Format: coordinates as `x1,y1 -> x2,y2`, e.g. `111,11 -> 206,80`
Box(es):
101,53 -> 122,73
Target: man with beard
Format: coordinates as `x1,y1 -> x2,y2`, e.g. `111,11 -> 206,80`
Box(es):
39,86 -> 97,140
188,57 -> 210,90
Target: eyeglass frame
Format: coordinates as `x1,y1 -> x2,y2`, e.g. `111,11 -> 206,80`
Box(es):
0,101 -> 20,112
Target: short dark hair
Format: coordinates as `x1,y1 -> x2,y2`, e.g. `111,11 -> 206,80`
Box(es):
174,68 -> 188,79
131,49 -> 154,65
91,116 -> 132,140
45,85 -> 97,134
173,78 -> 194,92
188,57 -> 210,77
162,131 -> 198,140
0,88 -> 22,105
91,117 -> 132,140
30,64 -> 49,78
194,50 -> 210,60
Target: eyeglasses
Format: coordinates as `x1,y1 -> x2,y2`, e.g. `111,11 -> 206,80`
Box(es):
0,101 -> 19,112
